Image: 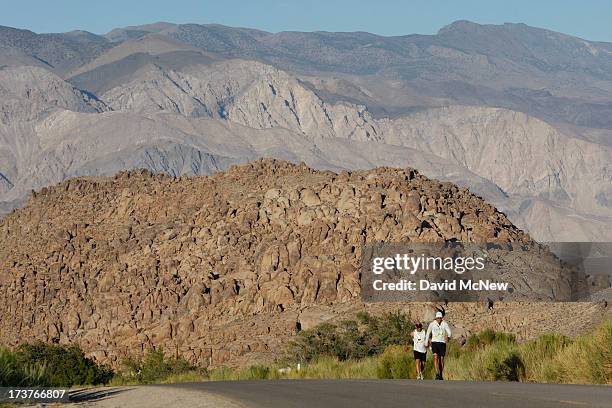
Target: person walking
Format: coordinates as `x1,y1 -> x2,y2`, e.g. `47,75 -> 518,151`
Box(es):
412,322 -> 427,380
426,311 -> 451,380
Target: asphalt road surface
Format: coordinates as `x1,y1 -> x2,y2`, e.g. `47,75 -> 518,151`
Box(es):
165,379 -> 612,408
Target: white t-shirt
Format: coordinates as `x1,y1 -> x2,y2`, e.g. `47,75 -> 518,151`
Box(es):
412,329 -> 427,353
426,320 -> 451,344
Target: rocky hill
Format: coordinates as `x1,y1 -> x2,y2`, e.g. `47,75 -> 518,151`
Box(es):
0,160 -> 607,367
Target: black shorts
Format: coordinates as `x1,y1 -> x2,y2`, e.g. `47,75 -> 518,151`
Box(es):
431,342 -> 447,357
413,350 -> 427,361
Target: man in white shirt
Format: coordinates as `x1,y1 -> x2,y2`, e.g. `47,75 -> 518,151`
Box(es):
426,311 -> 451,380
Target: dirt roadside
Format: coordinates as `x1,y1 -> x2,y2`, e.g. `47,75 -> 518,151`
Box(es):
23,386 -> 245,408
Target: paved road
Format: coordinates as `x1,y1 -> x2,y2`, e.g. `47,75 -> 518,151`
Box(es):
164,379 -> 612,408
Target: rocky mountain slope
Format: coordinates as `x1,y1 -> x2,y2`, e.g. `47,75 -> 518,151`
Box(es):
0,160 -> 606,367
0,66 -> 105,113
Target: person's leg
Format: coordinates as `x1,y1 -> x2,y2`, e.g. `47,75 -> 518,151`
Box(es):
433,353 -> 439,378
439,343 -> 447,380
415,357 -> 421,377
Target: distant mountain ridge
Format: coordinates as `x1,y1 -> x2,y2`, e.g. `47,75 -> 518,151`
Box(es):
0,20 -> 611,242
0,25 -> 111,74
3,20 -> 612,127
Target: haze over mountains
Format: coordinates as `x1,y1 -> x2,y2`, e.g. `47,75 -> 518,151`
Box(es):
0,20 -> 611,242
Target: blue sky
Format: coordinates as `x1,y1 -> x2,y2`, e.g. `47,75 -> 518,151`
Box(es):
2,0 -> 611,41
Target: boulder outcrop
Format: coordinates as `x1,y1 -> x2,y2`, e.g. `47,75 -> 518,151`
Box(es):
0,159 -> 606,367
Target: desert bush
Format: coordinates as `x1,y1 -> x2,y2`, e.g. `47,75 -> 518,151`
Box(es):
519,333 -> 572,382
15,342 -> 112,387
158,370 -> 207,384
545,320 -> 611,384
208,366 -> 236,381
118,348 -> 200,384
276,323 -> 610,384
292,323 -> 609,383
4,319 -> 606,386
0,347 -> 24,386
242,364 -> 271,380
446,331 -> 524,381
282,355 -> 378,379
486,347 -> 524,381
208,364 -> 278,381
465,329 -> 516,350
287,311 -> 414,362
376,345 -> 413,379
0,346 -> 50,386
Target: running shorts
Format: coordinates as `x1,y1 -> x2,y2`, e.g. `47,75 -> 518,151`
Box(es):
431,342 -> 447,357
413,350 -> 427,361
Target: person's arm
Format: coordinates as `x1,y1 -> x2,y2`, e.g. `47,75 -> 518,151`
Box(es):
444,322 -> 452,342
426,323 -> 432,346
408,330 -> 415,351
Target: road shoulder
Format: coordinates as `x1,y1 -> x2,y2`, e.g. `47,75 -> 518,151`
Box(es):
62,385 -> 246,408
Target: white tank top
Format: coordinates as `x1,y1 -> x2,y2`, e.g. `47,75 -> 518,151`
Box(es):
413,330 -> 427,353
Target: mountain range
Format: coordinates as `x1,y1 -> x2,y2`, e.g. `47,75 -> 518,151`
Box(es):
1,20 -> 611,242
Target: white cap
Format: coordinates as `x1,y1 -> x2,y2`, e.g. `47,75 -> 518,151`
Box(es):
435,311 -> 443,318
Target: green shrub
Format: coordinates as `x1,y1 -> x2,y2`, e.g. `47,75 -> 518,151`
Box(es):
282,355 -> 378,379
208,366 -> 236,381
157,370 -> 207,384
15,342 -> 112,387
117,348 -> 199,384
287,311 -> 414,362
0,347 -> 23,386
546,320 -> 611,384
3,319 -> 607,386
208,364 -> 275,381
519,333 -> 572,382
18,362 -> 51,386
465,329 -> 516,350
243,364 -> 271,380
376,345 -> 413,379
284,322 -> 610,384
446,332 -> 524,382
486,348 -> 524,381
0,346 -> 50,386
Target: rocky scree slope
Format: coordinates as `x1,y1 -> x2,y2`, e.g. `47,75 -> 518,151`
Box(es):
0,159 -> 604,367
